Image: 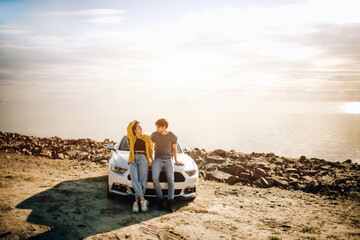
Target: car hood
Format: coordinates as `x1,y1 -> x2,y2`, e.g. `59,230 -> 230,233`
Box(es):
111,151 -> 198,171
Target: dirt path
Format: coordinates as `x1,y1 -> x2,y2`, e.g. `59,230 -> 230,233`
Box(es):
0,153 -> 359,240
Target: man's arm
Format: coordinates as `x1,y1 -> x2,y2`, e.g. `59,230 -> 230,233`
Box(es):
172,143 -> 184,166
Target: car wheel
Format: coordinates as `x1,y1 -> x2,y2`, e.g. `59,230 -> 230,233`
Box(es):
107,176 -> 115,199
176,196 -> 196,202
187,196 -> 196,202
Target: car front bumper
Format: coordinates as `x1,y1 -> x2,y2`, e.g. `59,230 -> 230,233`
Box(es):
108,166 -> 198,199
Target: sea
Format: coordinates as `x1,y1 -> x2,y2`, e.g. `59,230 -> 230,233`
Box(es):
1,101 -> 359,163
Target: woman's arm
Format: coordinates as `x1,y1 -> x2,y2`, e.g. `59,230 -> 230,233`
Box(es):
127,120 -> 137,138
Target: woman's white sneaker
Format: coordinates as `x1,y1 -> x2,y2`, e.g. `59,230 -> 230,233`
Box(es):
132,201 -> 139,213
140,199 -> 149,212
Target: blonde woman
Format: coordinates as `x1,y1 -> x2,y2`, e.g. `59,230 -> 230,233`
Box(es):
127,120 -> 153,212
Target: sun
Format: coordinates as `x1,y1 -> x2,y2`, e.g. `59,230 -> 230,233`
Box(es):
340,102 -> 360,114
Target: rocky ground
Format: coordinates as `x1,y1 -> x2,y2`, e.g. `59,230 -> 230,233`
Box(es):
0,131 -> 360,239
0,131 -> 115,164
1,131 -> 359,199
188,148 -> 360,200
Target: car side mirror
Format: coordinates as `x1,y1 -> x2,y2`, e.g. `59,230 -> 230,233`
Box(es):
107,144 -> 115,150
184,147 -> 192,153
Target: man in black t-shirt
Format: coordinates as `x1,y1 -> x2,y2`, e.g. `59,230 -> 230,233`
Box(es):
151,118 -> 183,212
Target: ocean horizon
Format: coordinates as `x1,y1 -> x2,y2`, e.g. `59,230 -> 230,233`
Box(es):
1,101 -> 359,164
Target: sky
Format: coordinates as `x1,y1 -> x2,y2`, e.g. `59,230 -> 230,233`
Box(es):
0,0 -> 360,139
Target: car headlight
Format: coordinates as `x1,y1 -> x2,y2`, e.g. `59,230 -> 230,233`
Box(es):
111,164 -> 127,174
185,169 -> 197,177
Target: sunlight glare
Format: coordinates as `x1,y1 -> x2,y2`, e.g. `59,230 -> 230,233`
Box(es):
340,102 -> 360,114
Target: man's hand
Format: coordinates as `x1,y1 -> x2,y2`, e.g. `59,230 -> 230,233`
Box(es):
175,161 -> 184,166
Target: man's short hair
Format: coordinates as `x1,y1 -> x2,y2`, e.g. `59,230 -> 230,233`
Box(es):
155,118 -> 168,128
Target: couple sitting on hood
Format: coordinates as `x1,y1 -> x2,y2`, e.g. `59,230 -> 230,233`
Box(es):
127,118 -> 184,213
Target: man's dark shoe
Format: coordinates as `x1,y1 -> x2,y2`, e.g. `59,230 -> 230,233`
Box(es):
158,199 -> 166,211
167,200 -> 175,213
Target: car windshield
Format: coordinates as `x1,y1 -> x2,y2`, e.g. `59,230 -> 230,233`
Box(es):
119,136 -> 183,153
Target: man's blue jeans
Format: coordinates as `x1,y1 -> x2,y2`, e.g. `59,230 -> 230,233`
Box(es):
152,158 -> 174,200
129,154 -> 149,200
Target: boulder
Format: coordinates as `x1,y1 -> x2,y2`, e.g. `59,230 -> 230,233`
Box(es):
40,149 -> 52,158
210,149 -> 229,158
235,165 -> 246,176
260,177 -> 270,188
206,155 -> 227,163
299,155 -> 307,162
238,172 -> 252,180
218,164 -> 238,175
205,170 -> 232,182
344,159 -> 352,164
226,176 -> 239,185
253,168 -> 266,179
273,178 -> 289,189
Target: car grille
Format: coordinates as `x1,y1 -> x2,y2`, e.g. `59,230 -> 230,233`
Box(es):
128,170 -> 185,182
130,188 -> 182,196
111,184 -> 127,193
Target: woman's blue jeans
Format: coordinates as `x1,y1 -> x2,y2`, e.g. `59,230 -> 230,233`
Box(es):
152,158 -> 174,200
129,154 -> 149,200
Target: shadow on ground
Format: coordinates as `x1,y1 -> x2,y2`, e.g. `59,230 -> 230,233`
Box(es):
16,176 -> 190,240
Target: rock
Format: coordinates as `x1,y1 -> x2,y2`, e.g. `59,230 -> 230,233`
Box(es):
253,168 -> 266,179
266,152 -> 275,157
273,178 -> 289,189
238,172 -> 252,180
205,170 -> 232,182
314,171 -> 328,178
210,149 -> 229,158
235,166 -> 246,176
306,170 -> 320,176
40,149 -> 52,158
260,177 -> 270,188
205,155 -> 227,163
299,155 -> 307,162
218,164 -> 238,175
226,176 -> 239,185
258,163 -> 272,171
287,186 -> 295,191
302,175 -> 314,182
344,159 -> 352,164
285,168 -> 299,174
238,178 -> 252,185
290,173 -> 300,179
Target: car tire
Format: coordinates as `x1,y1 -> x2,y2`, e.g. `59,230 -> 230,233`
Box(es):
176,196 -> 196,202
187,196 -> 196,202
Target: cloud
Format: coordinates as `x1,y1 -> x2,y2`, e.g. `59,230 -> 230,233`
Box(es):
84,16 -> 124,25
36,9 -> 127,16
32,8 -> 127,26
1,1 -> 360,104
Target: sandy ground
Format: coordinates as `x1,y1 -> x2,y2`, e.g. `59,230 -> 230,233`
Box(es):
0,152 -> 359,240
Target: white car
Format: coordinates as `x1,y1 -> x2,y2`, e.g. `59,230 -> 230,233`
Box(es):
106,135 -> 199,200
